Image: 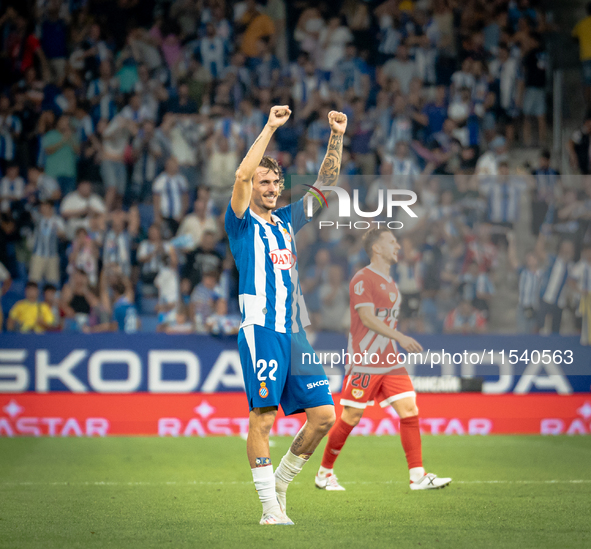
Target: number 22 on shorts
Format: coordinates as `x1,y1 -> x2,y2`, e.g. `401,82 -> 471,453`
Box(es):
256,359 -> 278,381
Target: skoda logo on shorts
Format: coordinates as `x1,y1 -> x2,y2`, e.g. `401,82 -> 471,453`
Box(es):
269,248 -> 296,270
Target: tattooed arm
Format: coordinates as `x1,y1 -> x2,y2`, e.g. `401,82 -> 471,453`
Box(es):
231,105 -> 291,218
308,111 -> 348,216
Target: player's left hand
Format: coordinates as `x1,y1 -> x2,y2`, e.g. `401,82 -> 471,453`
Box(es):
397,335 -> 423,354
328,111 -> 348,135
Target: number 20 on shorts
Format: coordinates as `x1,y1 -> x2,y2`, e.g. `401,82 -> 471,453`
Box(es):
351,373 -> 371,389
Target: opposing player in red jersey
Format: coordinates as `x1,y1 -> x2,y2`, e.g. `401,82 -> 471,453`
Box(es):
316,228 -> 452,491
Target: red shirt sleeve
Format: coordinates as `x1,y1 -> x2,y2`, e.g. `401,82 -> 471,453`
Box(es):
475,311 -> 487,329
350,273 -> 376,311
21,35 -> 41,71
444,310 -> 455,331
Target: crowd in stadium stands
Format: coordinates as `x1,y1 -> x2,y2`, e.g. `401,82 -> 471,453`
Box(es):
0,0 -> 590,338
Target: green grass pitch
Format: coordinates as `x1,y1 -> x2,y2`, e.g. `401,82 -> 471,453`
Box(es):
1,435 -> 590,549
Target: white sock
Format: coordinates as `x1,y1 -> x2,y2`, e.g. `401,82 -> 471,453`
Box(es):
274,450 -> 307,494
252,465 -> 282,515
317,466 -> 333,477
409,467 -> 425,483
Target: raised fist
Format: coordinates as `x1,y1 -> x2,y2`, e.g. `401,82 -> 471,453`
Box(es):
328,111 -> 348,135
267,105 -> 292,129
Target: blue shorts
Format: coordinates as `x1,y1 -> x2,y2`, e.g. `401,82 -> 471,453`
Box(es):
238,324 -> 334,415
100,160 -> 127,194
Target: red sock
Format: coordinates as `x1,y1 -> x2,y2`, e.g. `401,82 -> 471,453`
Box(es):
321,417 -> 355,469
400,415 -> 423,469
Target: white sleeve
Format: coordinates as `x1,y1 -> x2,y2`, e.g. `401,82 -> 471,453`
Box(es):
0,261 -> 10,281
56,216 -> 66,233
569,263 -> 581,281
60,194 -> 75,214
137,241 -> 148,260
102,117 -> 122,138
90,196 -> 106,213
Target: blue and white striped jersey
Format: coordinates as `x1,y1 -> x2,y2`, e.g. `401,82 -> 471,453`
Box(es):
518,267 -> 542,308
33,215 -> 65,257
540,255 -> 574,308
103,230 -> 131,276
389,157 -> 420,190
0,114 -> 21,161
36,174 -> 60,201
153,173 -> 188,219
0,176 -> 24,211
480,177 -> 527,224
460,272 -> 495,301
532,168 -> 559,203
225,198 -> 311,334
193,36 -> 228,79
74,114 -> 94,143
386,116 -> 412,153
0,132 -> 15,162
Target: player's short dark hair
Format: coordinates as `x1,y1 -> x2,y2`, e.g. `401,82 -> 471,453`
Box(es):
362,227 -> 391,259
258,156 -> 285,194
44,283 -> 57,293
112,281 -> 126,296
25,281 -> 38,290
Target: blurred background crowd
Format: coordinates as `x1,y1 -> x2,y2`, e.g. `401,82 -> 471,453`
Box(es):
0,0 -> 590,338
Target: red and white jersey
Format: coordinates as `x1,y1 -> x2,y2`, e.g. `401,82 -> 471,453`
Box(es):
348,265 -> 402,373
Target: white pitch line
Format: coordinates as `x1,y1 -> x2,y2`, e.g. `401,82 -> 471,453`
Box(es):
1,480 -> 590,487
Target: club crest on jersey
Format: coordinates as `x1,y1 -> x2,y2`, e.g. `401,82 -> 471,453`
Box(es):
390,292 -> 397,302
352,389 -> 364,399
259,382 -> 269,398
354,281 -> 364,295
279,226 -> 292,243
269,248 -> 296,269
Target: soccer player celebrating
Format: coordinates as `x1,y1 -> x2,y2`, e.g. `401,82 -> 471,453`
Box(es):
316,228 -> 452,491
225,105 -> 348,525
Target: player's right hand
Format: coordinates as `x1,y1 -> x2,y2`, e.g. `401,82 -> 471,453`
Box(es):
267,105 -> 291,129
397,335 -> 423,353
